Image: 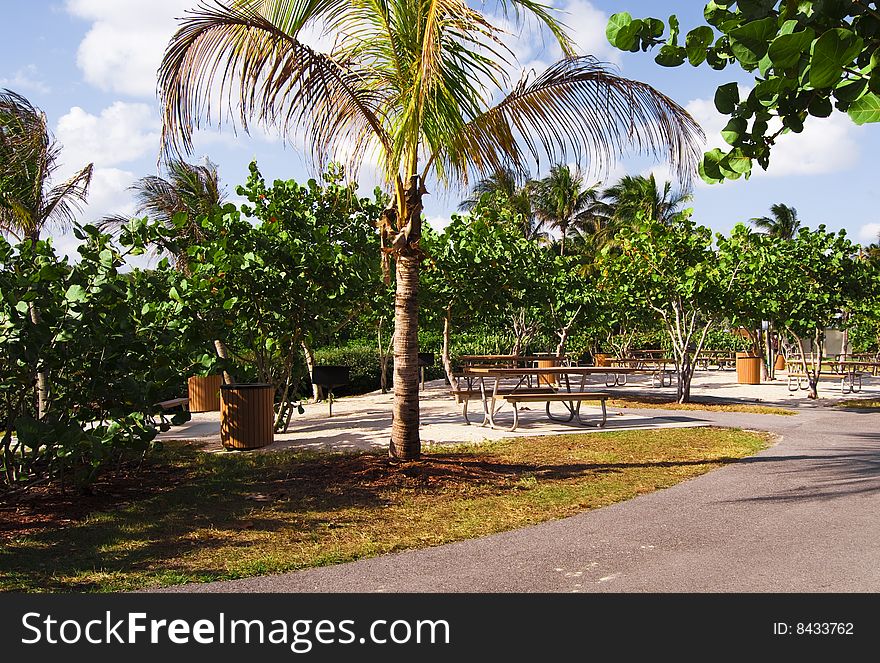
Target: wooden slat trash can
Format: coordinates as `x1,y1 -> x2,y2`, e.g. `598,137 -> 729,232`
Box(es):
774,354 -> 786,371
188,374 -> 222,412
736,352 -> 762,385
536,356 -> 559,387
220,383 -> 275,450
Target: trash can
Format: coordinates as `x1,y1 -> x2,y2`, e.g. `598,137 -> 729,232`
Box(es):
736,353 -> 762,385
537,355 -> 560,386
220,383 -> 275,450
774,354 -> 786,371
188,374 -> 222,412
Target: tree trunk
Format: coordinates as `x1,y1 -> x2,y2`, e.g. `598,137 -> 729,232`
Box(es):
301,339 -> 322,402
390,251 -> 420,460
377,318 -> 393,394
442,305 -> 454,386
28,302 -> 48,419
213,339 -> 234,385
794,333 -> 821,400
677,357 -> 694,404
555,306 -> 582,358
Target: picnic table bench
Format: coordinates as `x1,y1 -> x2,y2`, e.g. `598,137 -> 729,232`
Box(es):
787,371 -> 862,395
156,397 -> 190,411
605,359 -> 675,387
503,391 -> 609,431
451,387 -> 609,431
457,366 -> 623,431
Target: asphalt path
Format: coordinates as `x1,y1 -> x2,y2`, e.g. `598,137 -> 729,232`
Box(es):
160,405 -> 880,593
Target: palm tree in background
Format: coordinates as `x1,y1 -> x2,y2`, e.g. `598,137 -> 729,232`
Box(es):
0,89 -> 93,243
458,168 -> 544,241
101,158 -> 226,271
157,0 -> 704,460
749,203 -> 801,240
604,173 -> 692,227
0,89 -> 94,420
531,164 -> 604,256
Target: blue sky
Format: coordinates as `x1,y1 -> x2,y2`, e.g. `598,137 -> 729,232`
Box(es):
3,0 -> 880,259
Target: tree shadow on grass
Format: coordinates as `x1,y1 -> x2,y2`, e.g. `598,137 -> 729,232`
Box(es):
0,441 -> 747,592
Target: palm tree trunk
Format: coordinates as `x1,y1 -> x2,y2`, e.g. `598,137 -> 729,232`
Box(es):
390,251 -> 420,460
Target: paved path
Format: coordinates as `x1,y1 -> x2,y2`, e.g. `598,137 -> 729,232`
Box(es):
162,404 -> 880,593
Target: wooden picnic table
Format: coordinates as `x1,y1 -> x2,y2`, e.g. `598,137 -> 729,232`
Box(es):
456,366 -> 613,431
785,359 -> 880,393
455,365 -> 679,431
457,354 -> 568,367
831,359 -> 880,374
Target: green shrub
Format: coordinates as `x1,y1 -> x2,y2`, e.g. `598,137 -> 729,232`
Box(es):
312,344 -> 384,396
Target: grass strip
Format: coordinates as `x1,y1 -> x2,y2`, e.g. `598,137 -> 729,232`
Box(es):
0,427 -> 771,592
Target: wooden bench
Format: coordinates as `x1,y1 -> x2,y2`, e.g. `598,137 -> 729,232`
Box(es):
499,391 -> 611,431
451,387 -> 554,425
787,372 -> 861,395
149,397 -> 190,431
156,397 -> 190,411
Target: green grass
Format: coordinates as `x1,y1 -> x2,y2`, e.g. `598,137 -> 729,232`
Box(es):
607,396 -> 796,416
0,427 -> 772,593
835,398 -> 880,409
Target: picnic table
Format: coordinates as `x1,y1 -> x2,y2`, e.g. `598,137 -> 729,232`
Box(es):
455,366 -> 612,431
455,355 -> 569,389
696,351 -> 737,370
608,357 -> 675,385
786,359 -> 877,394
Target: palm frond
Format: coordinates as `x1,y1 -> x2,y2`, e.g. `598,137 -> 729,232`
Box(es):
159,0 -> 393,179
749,203 -> 800,240
433,57 -> 704,187
1,90 -> 94,239
41,163 -> 94,230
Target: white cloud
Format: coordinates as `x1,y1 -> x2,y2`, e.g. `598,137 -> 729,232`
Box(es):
763,113 -> 859,177
857,222 -> 880,245
685,92 -> 860,181
0,65 -> 51,94
66,0 -> 191,97
426,215 -> 452,232
41,168 -> 137,261
82,167 -> 138,222
55,102 -> 160,172
553,0 -> 620,63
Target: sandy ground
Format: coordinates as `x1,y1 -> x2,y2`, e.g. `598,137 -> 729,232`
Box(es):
157,367 -> 880,453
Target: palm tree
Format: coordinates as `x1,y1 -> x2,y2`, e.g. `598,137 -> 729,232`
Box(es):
604,173 -> 692,228
458,168 -> 543,241
749,203 -> 801,240
101,158 -> 226,270
531,164 -> 604,256
0,89 -> 94,420
157,0 -> 704,460
0,89 -> 93,243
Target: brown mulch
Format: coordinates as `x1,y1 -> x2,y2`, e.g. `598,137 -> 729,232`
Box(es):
0,446 -> 515,542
